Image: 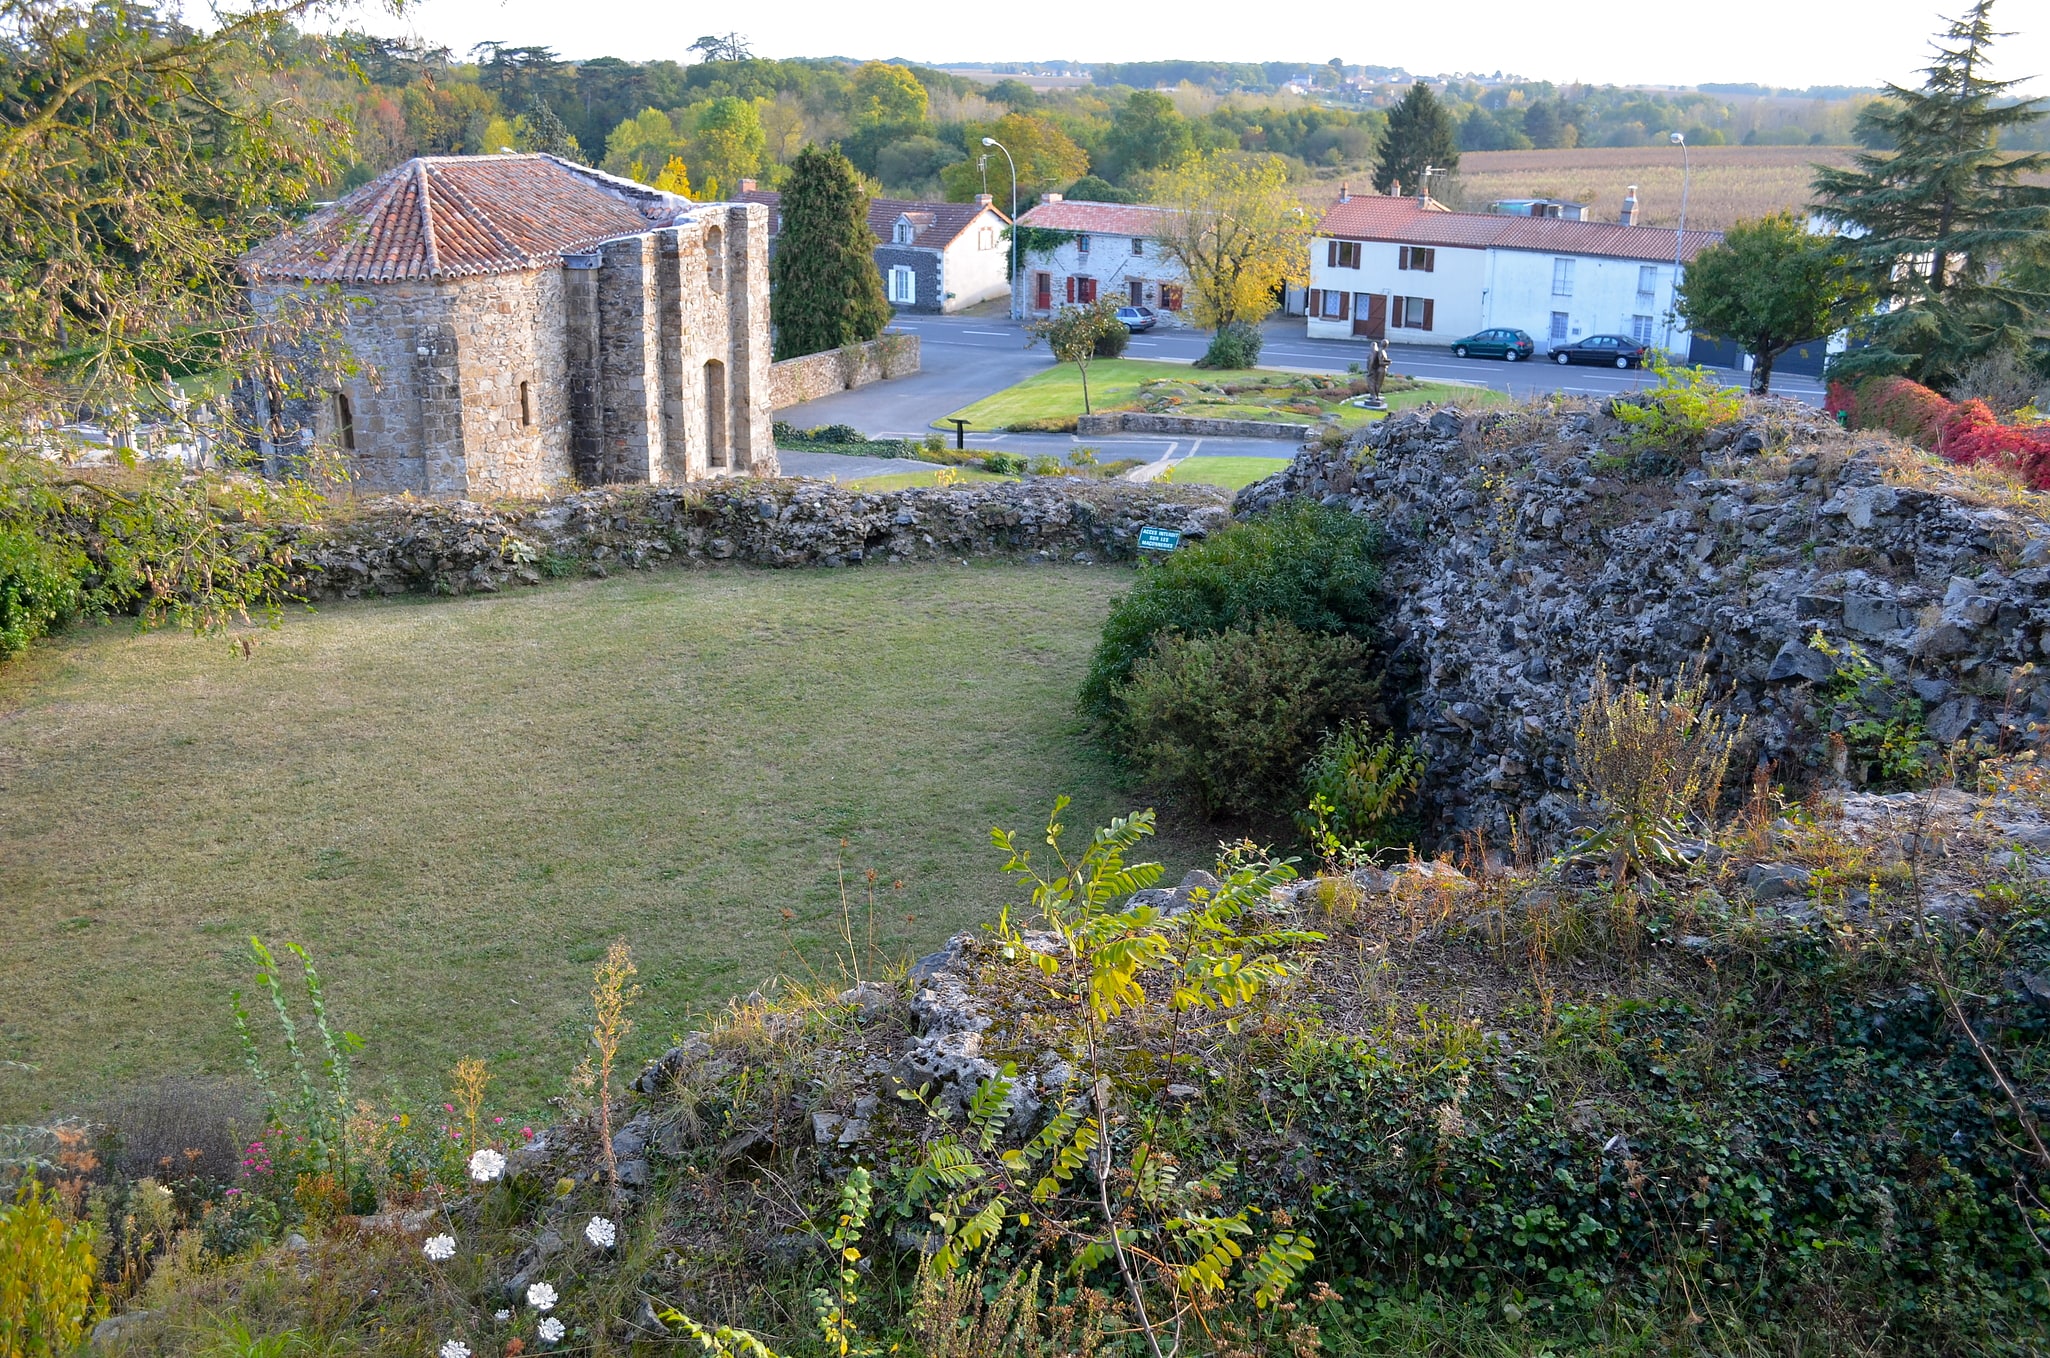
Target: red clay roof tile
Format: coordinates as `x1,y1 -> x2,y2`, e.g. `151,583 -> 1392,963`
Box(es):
239,154 -> 695,283
1316,194 -> 1721,263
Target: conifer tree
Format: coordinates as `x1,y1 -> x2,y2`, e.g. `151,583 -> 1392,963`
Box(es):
1811,1 -> 2049,385
521,99 -> 582,161
769,145 -> 891,361
1371,82 -> 1459,196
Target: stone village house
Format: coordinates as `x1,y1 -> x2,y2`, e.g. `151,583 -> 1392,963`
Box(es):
1304,188 -> 1722,356
239,154 -> 776,497
1010,196 -> 1192,324
733,182 -> 1011,314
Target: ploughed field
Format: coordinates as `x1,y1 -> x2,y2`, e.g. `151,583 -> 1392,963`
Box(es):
0,562 -> 1195,1119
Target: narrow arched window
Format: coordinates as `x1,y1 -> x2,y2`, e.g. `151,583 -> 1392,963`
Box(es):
520,381 -> 533,427
334,392 -> 355,450
705,225 -> 725,291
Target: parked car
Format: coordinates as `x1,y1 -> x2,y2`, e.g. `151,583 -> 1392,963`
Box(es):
1450,328 -> 1535,361
1550,334 -> 1650,368
1116,306 -> 1158,333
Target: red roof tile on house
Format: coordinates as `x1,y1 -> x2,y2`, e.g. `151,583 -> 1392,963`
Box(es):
733,190 -> 1006,247
1316,194 -> 1721,263
239,154 -> 695,284
1013,199 -> 1178,237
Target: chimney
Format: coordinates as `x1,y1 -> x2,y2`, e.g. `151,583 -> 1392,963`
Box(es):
1338,183 -> 1351,204
1620,185 -> 1639,227
975,193 -> 993,207
1042,192 -> 1063,205
1390,180 -> 1402,197
739,178 -> 757,193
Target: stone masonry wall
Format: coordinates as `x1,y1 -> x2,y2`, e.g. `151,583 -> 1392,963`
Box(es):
292,477 -> 1228,598
769,335 -> 922,409
451,269 -> 573,498
1237,399 -> 2050,846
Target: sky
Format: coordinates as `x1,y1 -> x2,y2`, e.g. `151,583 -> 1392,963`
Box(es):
351,0 -> 2049,94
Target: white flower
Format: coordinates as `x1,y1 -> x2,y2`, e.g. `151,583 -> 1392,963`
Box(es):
536,1318 -> 565,1345
468,1148 -> 507,1183
525,1282 -> 558,1312
493,1311 -> 511,1323
584,1215 -> 617,1249
439,1342 -> 470,1358
422,1234 -> 456,1262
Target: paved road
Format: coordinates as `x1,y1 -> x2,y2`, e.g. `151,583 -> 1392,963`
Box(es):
774,312 -> 1822,473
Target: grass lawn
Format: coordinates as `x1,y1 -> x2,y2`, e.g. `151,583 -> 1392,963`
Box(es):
844,468 -> 1018,491
1164,457 -> 1293,491
0,564 -> 1205,1120
944,358 -> 1492,434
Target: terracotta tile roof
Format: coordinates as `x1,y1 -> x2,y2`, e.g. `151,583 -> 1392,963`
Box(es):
239,154 -> 695,283
1014,199 -> 1178,238
734,191 -> 1005,247
1316,194 -> 1722,263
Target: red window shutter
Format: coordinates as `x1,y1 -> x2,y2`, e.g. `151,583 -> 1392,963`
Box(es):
1422,298 -> 1435,329
1065,276 -> 1076,303
1424,250 -> 1435,273
1308,289 -> 1322,318
1326,241 -> 1336,268
1393,295 -> 1405,327
1333,291 -> 1348,320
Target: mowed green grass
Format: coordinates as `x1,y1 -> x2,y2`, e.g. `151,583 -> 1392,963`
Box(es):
0,564 -> 1196,1120
1167,458 -> 1293,491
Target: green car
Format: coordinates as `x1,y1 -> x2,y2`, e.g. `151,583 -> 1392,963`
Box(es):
1450,328 -> 1536,361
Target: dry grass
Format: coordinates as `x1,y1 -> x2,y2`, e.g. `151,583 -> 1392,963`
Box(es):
0,563 -> 1210,1121
1445,145 -> 1859,230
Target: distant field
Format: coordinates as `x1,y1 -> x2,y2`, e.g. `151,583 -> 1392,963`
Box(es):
1437,145 -> 1858,231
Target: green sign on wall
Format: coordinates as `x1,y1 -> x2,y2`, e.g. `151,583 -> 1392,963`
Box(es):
1137,527 -> 1182,552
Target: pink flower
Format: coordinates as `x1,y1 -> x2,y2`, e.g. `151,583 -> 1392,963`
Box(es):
493,1116 -> 505,1125
521,1127 -> 535,1140
444,1103 -> 456,1114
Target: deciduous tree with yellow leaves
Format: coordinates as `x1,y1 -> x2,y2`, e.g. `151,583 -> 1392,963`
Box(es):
1148,151 -> 1311,333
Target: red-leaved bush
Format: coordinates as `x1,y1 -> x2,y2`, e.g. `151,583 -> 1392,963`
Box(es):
1828,376 -> 2050,490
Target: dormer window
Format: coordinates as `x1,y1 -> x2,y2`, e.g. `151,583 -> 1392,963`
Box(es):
893,219 -> 915,245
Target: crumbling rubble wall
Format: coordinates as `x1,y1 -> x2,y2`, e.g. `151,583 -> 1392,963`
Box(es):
1236,399 -> 2050,845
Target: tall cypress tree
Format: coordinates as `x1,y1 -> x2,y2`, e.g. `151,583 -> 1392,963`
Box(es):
1371,82 -> 1460,196
1811,1 -> 2049,386
769,145 -> 891,361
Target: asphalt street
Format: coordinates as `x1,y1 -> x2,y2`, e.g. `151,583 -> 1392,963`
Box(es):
774,313 -> 1825,467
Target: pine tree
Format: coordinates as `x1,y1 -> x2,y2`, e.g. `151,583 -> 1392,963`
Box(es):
769,145 -> 891,361
1371,82 -> 1459,196
1811,1 -> 2050,386
521,99 -> 582,161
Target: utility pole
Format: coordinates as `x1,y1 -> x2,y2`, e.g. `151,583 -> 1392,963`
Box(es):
982,136 -> 1019,319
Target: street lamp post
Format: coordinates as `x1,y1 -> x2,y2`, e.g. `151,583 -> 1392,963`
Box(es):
982,136 -> 1019,319
1664,130 -> 1691,358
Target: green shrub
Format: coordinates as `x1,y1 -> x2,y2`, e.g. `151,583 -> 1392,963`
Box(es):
1195,320 -> 1263,370
980,452 -> 1026,475
0,1181 -> 100,1357
0,525 -> 84,657
1119,619 -> 1381,820
1082,500 -> 1380,723
1607,358 -> 1744,469
1298,723 -> 1425,854
1091,324 -> 1129,359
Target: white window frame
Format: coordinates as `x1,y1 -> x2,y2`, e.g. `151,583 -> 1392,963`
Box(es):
1549,310 -> 1570,342
1637,264 -> 1658,297
1552,257 -> 1575,297
887,266 -> 917,305
1075,233 -> 1091,257
1631,313 -> 1654,344
893,220 -> 914,245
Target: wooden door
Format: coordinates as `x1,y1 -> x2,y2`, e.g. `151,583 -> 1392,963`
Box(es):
1129,279 -> 1145,305
1355,294 -> 1386,339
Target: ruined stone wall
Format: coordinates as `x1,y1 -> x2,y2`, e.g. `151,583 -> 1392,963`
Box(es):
1075,413 -> 1314,440
291,478 -> 1229,598
769,334 -> 922,409
1237,400 -> 2050,846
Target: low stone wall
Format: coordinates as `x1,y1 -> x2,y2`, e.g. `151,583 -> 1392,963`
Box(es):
1075,412 -> 1314,440
292,477 -> 1228,599
1238,399 -> 2050,846
769,334 -> 921,409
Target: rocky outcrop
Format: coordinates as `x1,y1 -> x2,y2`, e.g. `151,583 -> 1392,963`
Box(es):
1238,399 -> 2050,844
292,477 -> 1228,599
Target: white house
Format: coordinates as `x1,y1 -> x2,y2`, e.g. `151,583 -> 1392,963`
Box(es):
1305,192 -> 1722,356
736,182 -> 1010,314
1010,196 -> 1192,325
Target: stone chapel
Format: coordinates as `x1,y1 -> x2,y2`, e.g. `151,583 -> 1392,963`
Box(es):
239,154 -> 777,496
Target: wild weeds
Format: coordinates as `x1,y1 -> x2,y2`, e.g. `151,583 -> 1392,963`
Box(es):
570,942 -> 640,1193
1570,660 -> 1742,885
